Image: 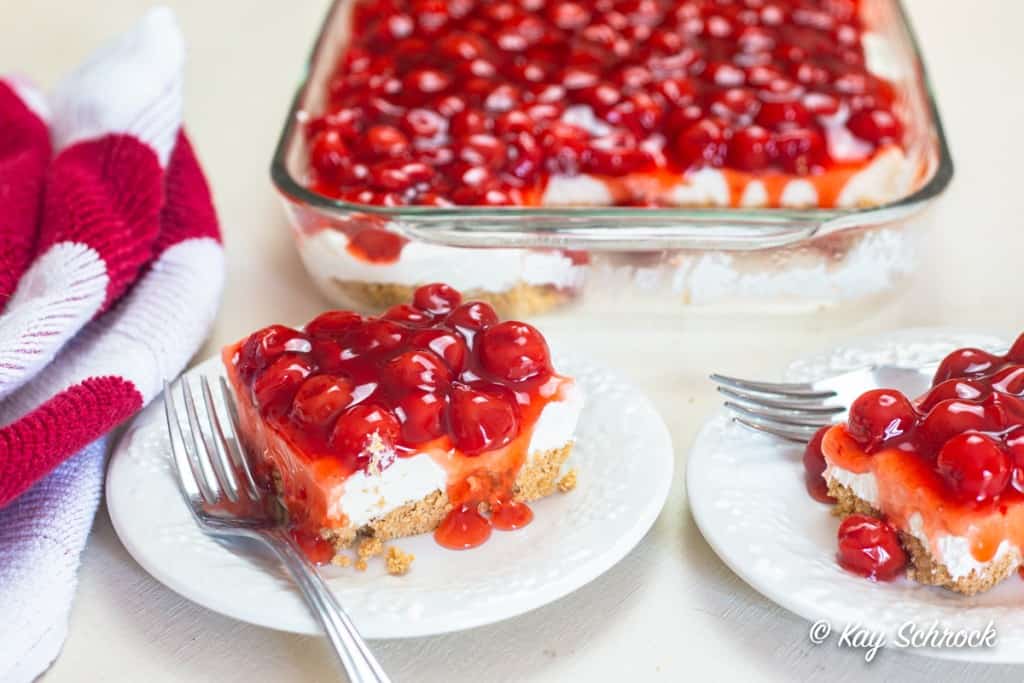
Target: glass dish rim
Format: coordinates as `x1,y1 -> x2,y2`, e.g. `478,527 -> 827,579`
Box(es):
269,0 -> 954,234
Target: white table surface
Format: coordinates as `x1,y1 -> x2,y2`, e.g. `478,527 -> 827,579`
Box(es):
4,0 -> 1023,680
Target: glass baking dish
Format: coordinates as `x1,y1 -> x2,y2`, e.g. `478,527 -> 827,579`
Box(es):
271,0 -> 952,316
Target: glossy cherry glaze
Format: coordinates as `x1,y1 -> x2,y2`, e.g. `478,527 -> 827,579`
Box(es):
821,333 -> 1024,568
306,0 -> 903,208
836,514 -> 906,581
224,283 -> 573,556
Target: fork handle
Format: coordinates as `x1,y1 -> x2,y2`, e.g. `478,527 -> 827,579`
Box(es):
266,529 -> 391,683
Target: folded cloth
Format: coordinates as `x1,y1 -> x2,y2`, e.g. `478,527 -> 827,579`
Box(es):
0,9 -> 223,681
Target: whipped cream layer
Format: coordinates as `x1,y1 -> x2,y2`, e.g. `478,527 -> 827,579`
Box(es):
300,228 -> 584,294
332,381 -> 584,528
824,464 -> 1022,580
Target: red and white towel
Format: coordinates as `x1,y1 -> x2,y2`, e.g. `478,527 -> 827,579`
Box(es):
0,9 -> 224,681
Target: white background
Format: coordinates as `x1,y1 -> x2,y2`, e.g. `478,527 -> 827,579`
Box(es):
3,1 -> 1023,681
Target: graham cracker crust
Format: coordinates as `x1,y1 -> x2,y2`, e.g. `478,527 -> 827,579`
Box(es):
827,478 -> 1021,595
323,443 -> 574,553
327,279 -> 574,317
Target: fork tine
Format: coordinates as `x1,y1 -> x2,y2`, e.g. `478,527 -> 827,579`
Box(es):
709,373 -> 836,400
218,376 -> 262,501
724,401 -> 836,428
717,386 -> 844,414
180,376 -> 222,505
164,379 -> 203,504
732,416 -> 818,443
200,375 -> 241,503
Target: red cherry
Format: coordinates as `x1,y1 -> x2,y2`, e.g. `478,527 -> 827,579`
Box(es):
756,100 -> 811,130
383,304 -> 432,326
674,119 -> 727,168
582,133 -> 654,175
709,88 -> 760,122
291,375 -> 355,427
847,389 -> 917,452
728,125 -> 773,171
330,404 -> 401,467
773,128 -> 826,174
350,320 -> 406,354
986,391 -> 1024,428
446,301 -> 499,336
1007,427 -> 1024,493
457,134 -> 507,168
237,325 -> 312,383
920,398 -> 1002,450
438,32 -> 488,60
413,283 -> 463,315
448,383 -> 519,455
803,425 -> 835,503
933,348 -> 1001,384
403,68 -> 451,98
836,514 -> 906,581
396,390 -> 447,443
382,349 -> 451,393
1007,334 -> 1024,363
990,365 -> 1024,395
478,321 -> 552,381
409,328 -> 469,373
916,379 -> 989,413
548,1 -> 591,30
347,228 -> 405,263
305,311 -> 362,339
309,130 -> 351,181
253,354 -> 315,418
937,433 -> 1011,502
363,124 -> 410,160
847,109 -> 903,145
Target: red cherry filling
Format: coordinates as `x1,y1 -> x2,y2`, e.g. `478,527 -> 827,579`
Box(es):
448,383 -> 519,455
478,321 -> 552,381
309,0 -> 902,207
291,374 -> 355,426
836,514 -> 907,581
230,284 -> 574,555
803,425 -> 834,503
847,389 -> 917,452
330,403 -> 401,468
936,433 -> 1011,503
413,282 -> 463,315
933,348 -> 1001,384
237,325 -> 312,383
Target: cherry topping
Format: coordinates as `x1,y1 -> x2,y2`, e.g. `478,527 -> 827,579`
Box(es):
448,383 -> 519,455
836,514 -> 907,581
933,348 -> 1001,384
383,304 -> 432,326
478,321 -> 552,381
382,350 -> 451,393
847,389 -> 917,452
409,328 -> 469,373
253,354 -> 315,418
1007,426 -> 1024,493
291,375 -> 355,427
350,320 -> 407,354
312,0 -> 903,207
847,109 -> 903,144
446,301 -> 499,335
435,503 -> 492,549
936,433 -> 1011,502
1008,334 -> 1024,363
237,326 -> 312,383
919,398 -> 1002,449
330,403 -> 401,466
413,282 -> 463,315
395,390 -> 448,443
803,425 -> 834,503
305,311 -> 363,339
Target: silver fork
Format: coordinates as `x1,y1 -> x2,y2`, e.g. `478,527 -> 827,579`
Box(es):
163,376 -> 391,683
709,363 -> 940,443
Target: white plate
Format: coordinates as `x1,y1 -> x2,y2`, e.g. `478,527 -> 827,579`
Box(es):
686,327 -> 1024,664
107,349 -> 673,638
